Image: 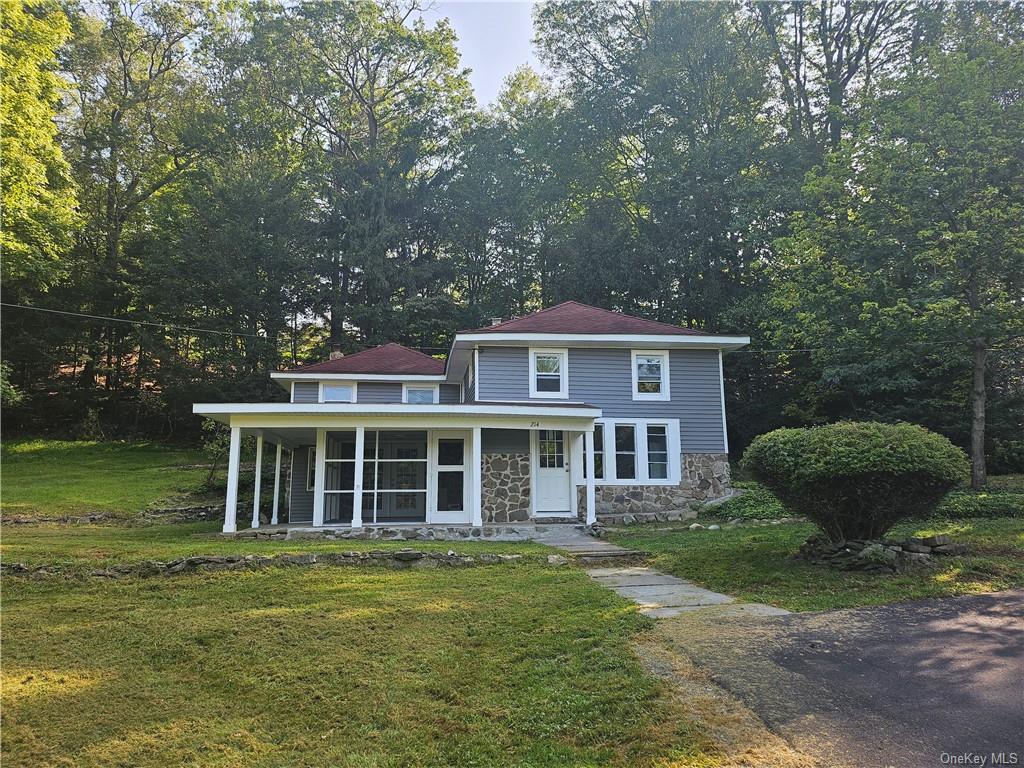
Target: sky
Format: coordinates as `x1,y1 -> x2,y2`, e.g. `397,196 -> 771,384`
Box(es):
422,1 -> 542,107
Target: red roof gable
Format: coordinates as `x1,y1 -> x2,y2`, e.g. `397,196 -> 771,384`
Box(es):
283,343 -> 445,375
462,301 -> 716,336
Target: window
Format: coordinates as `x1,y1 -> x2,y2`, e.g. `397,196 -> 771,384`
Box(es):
363,431 -> 428,523
404,385 -> 438,404
646,425 -> 669,479
529,348 -> 568,398
631,351 -> 669,401
615,424 -> 636,480
321,383 -> 354,403
587,420 -> 678,484
538,430 -> 564,468
306,448 -> 315,491
583,424 -> 605,479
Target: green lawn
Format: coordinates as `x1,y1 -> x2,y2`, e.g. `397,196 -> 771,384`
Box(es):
1,439 -> 214,519
607,517 -> 1024,612
1,521 -> 551,571
2,565 -> 719,768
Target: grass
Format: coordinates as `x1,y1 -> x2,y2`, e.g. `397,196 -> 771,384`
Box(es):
1,521 -> 551,571
2,565 -> 721,768
607,517 -> 1024,612
1,439 -> 214,519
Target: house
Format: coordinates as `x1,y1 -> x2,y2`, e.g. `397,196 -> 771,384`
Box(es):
193,301 -> 750,534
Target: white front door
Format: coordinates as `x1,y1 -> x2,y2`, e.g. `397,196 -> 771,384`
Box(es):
534,430 -> 572,515
430,432 -> 470,524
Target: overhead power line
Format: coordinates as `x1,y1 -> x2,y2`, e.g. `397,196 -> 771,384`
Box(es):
1,302 -> 1014,356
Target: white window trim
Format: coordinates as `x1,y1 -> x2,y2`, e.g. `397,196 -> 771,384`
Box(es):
528,347 -> 569,399
319,381 -> 357,403
631,350 -> 670,401
402,383 -> 439,404
590,418 -> 680,485
306,447 -> 315,491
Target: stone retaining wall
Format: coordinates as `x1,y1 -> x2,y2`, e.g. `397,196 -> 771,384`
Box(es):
1,550 -> 527,580
481,452 -> 531,523
575,452 -> 732,520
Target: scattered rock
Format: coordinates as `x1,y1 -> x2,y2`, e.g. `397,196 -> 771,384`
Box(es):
707,524 -> 721,531
547,554 -> 569,566
921,534 -> 952,547
688,523 -> 704,531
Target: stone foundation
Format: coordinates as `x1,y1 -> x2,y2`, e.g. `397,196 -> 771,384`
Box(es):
683,453 -> 731,500
577,452 -> 732,521
481,452 -> 531,523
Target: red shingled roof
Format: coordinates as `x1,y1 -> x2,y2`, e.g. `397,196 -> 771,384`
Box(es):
283,343 -> 445,375
462,301 -> 716,336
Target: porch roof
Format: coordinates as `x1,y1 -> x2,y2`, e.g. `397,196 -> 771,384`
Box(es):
194,402 -> 602,446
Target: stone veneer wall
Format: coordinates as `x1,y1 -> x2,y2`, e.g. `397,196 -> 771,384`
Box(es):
576,452 -> 732,520
481,453 -> 531,523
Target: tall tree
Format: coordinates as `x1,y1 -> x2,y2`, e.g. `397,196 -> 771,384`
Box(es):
247,0 -> 473,350
0,0 -> 77,299
60,0 -> 218,388
771,14 -> 1024,487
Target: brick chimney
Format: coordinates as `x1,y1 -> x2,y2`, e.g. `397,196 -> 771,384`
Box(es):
328,342 -> 344,360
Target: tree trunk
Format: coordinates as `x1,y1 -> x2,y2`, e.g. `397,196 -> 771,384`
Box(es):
970,339 -> 987,490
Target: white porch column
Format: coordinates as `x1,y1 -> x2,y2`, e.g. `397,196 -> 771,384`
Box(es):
271,442 -> 283,526
584,429 -> 597,526
224,425 -> 241,533
352,426 -> 365,528
471,426 -> 483,526
312,428 -> 326,527
251,434 -> 264,529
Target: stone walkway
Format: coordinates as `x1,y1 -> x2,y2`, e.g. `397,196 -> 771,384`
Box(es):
588,566 -> 791,618
535,526 -> 789,618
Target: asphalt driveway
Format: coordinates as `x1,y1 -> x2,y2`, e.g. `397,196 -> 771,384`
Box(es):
654,590 -> 1024,768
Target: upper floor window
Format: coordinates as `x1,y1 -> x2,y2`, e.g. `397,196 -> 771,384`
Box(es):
404,384 -> 438,404
631,350 -> 670,401
321,383 -> 354,403
529,348 -> 568,399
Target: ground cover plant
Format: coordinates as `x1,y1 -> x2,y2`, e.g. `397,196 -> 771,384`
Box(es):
742,422 -> 970,541
2,564 -> 721,768
608,517 -> 1023,612
1,439 -> 214,519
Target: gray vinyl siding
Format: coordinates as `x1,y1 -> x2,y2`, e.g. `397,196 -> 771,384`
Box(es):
356,382 -> 402,403
482,428 -> 530,453
289,446 -> 314,523
477,347 -> 530,400
476,345 -> 726,453
292,382 -> 319,403
439,383 -> 461,404
464,357 -> 476,402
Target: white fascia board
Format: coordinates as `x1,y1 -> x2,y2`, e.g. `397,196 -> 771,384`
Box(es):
193,403 -> 602,419
451,333 -> 751,350
270,372 -> 446,382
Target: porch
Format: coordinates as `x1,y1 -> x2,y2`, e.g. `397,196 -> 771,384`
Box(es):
192,403 -> 602,533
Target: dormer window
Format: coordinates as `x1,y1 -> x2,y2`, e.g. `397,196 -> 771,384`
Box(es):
529,348 -> 568,399
321,383 -> 354,403
631,351 -> 669,401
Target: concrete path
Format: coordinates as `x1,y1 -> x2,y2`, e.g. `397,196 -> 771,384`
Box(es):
587,565 -> 790,618
531,525 -> 635,555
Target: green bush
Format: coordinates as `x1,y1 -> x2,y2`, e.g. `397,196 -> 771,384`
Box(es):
936,490 -> 1024,519
742,422 -> 969,541
703,481 -> 788,520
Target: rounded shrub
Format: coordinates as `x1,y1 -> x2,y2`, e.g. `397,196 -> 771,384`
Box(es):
742,422 -> 969,541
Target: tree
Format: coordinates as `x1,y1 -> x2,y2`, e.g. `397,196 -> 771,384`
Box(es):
0,0 -> 77,299
771,17 -> 1024,487
246,0 -> 473,350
